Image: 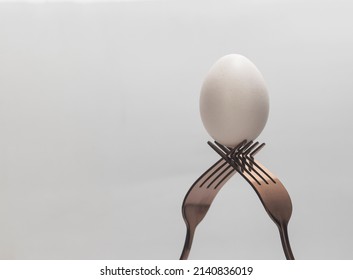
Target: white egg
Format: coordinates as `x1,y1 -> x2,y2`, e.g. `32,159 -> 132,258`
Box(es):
200,54 -> 269,147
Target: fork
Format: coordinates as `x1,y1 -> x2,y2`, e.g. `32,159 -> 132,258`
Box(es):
179,154 -> 237,259
208,140 -> 295,260
179,141 -> 263,260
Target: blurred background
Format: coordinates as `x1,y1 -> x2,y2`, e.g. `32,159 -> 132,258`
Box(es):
0,0 -> 352,259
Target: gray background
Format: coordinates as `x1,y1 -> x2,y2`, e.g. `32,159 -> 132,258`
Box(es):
0,0 -> 352,259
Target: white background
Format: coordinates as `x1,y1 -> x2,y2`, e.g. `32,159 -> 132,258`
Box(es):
0,0 -> 352,259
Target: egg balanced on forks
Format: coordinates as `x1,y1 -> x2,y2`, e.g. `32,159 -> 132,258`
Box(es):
180,54 -> 295,260
200,54 -> 269,148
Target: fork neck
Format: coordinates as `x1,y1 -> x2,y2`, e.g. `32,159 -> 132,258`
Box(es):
278,223 -> 295,260
180,227 -> 195,260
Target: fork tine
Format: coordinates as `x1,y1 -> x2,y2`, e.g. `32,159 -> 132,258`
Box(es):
208,141 -> 229,160
216,150 -> 261,185
244,142 -> 259,155
199,161 -> 228,188
231,140 -> 249,156
247,156 -> 276,183
214,141 -> 231,154
233,140 -> 246,150
242,158 -> 268,184
230,140 -> 247,157
214,168 -> 236,189
207,164 -> 233,189
209,140 -> 272,185
215,140 -> 247,154
233,140 -> 253,172
238,161 -> 262,185
241,142 -> 259,170
250,143 -> 265,158
239,140 -> 253,153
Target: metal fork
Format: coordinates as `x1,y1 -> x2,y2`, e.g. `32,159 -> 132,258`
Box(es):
179,141 -> 262,260
208,140 -> 295,260
179,156 -> 236,259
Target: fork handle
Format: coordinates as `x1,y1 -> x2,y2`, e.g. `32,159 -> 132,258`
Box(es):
180,226 -> 195,260
278,223 -> 295,260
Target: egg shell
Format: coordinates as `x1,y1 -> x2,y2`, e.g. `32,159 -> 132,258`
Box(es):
200,54 -> 269,147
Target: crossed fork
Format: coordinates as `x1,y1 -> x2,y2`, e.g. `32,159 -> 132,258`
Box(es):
179,140 -> 295,260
